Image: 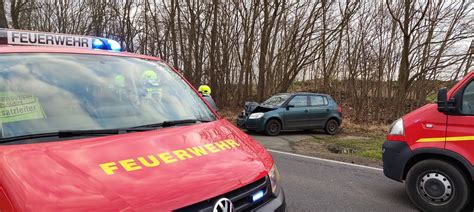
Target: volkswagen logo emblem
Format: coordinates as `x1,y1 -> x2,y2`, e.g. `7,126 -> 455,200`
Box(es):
213,198 -> 234,212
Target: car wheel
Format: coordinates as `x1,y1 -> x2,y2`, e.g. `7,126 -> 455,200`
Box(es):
405,159 -> 470,212
265,119 -> 281,136
324,119 -> 339,135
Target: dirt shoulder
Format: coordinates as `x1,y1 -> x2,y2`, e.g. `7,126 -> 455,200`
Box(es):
248,129 -> 385,168
290,133 -> 384,168
221,107 -> 387,168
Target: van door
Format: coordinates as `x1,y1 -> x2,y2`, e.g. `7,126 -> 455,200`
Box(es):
445,80 -> 474,163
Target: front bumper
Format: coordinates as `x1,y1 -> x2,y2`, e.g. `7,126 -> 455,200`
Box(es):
237,115 -> 247,127
254,188 -> 286,212
382,140 -> 413,182
236,115 -> 265,132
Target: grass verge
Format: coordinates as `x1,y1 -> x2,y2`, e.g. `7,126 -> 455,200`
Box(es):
305,135 -> 385,161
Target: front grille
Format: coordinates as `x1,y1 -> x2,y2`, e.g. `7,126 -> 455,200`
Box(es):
175,176 -> 272,212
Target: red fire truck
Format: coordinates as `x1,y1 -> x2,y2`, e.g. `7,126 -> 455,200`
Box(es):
383,71 -> 474,211
0,29 -> 285,211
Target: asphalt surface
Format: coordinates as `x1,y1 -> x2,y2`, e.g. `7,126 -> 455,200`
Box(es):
249,132 -> 418,211
250,131 -> 323,152
269,150 -> 417,212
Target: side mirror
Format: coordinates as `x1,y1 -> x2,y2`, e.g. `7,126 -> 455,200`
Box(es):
437,88 -> 448,112
286,104 -> 295,110
437,88 -> 458,114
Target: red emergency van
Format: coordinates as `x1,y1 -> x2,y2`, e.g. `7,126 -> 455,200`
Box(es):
383,71 -> 474,211
0,29 -> 285,211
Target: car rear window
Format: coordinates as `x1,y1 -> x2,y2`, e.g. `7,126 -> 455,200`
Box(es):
310,96 -> 326,106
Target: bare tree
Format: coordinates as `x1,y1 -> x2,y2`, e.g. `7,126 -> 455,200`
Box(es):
3,0 -> 473,122
0,0 -> 8,28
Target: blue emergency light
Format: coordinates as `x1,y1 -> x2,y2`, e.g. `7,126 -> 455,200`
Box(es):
92,38 -> 105,49
251,190 -> 265,202
92,38 -> 122,52
107,39 -> 122,52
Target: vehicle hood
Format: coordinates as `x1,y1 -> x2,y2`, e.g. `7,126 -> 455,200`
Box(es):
401,103 -> 448,146
243,101 -> 277,116
0,120 -> 273,211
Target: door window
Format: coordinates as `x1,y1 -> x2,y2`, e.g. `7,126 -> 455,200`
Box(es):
461,81 -> 474,115
288,96 -> 308,107
310,96 -> 326,106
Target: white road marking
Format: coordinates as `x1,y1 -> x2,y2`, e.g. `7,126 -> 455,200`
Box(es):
268,149 -> 383,171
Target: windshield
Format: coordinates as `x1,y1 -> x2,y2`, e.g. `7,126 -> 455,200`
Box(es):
262,94 -> 291,107
0,53 -> 215,140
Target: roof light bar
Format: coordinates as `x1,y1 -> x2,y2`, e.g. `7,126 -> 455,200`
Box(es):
107,39 -> 122,52
0,28 -> 122,52
92,38 -> 106,50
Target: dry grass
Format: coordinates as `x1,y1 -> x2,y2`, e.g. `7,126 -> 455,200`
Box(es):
340,119 -> 389,137
217,107 -> 242,123
292,135 -> 385,166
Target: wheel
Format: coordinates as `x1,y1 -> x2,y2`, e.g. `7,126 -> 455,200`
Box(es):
265,119 -> 281,136
405,159 -> 470,212
324,119 -> 339,135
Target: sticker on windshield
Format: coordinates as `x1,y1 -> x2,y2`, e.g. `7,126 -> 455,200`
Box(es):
0,92 -> 46,123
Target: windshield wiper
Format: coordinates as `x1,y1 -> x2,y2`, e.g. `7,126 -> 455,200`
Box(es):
162,119 -> 212,127
130,119 -> 212,130
0,129 -> 124,143
0,119 -> 213,143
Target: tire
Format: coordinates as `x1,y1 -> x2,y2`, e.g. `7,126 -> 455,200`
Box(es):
265,119 -> 281,136
324,119 -> 339,135
405,159 -> 470,212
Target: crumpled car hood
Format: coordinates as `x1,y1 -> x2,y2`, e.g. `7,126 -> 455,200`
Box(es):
243,101 -> 277,115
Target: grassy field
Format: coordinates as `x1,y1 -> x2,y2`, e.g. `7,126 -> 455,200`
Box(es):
304,135 -> 385,161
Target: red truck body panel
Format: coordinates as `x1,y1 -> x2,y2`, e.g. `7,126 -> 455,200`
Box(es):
394,71 -> 474,164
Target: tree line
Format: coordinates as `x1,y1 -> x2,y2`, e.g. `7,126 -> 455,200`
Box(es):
0,0 -> 473,123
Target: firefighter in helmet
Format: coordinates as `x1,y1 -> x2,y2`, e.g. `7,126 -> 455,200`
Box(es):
198,85 -> 218,110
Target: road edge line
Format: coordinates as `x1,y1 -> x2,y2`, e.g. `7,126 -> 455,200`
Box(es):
268,149 -> 383,171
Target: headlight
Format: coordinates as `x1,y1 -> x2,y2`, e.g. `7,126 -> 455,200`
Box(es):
389,118 -> 404,135
249,112 -> 264,119
268,163 -> 281,195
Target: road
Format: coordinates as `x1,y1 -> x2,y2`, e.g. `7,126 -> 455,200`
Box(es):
250,131 -> 316,153
269,150 -> 417,211
250,132 -> 418,211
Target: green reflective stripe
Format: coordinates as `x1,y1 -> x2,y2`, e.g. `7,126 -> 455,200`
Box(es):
0,92 -> 45,123
146,88 -> 161,92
